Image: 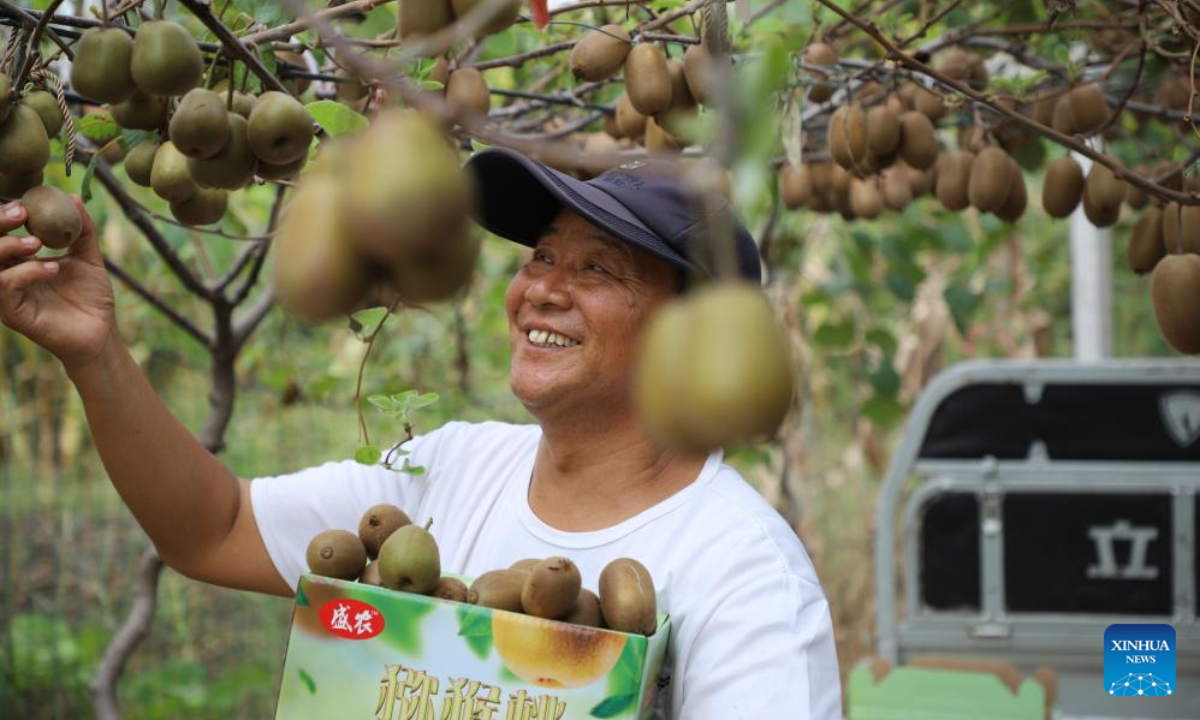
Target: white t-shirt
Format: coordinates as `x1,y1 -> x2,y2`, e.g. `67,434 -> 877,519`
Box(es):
250,420 -> 842,720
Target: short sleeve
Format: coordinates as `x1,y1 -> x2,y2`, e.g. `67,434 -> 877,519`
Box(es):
248,430 -> 443,591
673,545 -> 842,719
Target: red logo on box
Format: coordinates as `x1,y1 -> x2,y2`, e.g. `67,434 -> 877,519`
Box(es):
319,599 -> 384,639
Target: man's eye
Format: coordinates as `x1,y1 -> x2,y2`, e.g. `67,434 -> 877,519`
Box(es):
532,251 -> 552,264
587,262 -> 607,273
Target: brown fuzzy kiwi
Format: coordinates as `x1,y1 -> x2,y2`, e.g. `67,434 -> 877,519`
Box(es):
361,561 -> 384,586
1051,95 -> 1076,135
579,132 -> 621,177
563,588 -> 605,628
468,569 -> 528,612
0,171 -> 43,201
1068,83 -> 1110,136
24,92 -> 62,137
521,557 -> 583,620
994,162 -> 1027,223
968,147 -> 1013,213
569,25 -> 631,83
828,104 -> 869,171
1128,206 -> 1166,275
898,111 -> 938,170
1125,167 -> 1150,210
306,529 -> 368,580
901,82 -> 945,121
1150,254 -> 1200,354
399,0 -> 455,41
358,504 -> 413,559
935,47 -> 973,82
665,58 -> 696,111
780,164 -> 812,210
866,105 -> 902,160
643,116 -> 682,154
509,558 -> 541,573
682,43 -> 716,106
1084,163 -> 1127,211
431,577 -> 469,602
935,150 -> 975,212
170,187 -> 228,226
849,177 -> 883,219
450,0 -> 520,36
957,125 -> 988,154
21,186 -> 82,250
599,558 -> 657,635
881,168 -> 913,211
1042,156 -> 1085,218
1155,76 -> 1192,111
112,90 -> 169,131
901,161 -> 935,197
1162,203 -> 1200,255
1082,185 -> 1120,228
803,42 -> 839,103
615,92 -> 647,138
624,43 -> 672,116
445,68 -> 490,120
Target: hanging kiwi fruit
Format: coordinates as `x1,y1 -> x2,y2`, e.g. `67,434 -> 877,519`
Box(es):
570,26 -> 632,82
131,21 -> 204,96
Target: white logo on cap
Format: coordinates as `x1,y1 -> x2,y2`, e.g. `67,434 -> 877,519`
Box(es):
618,161 -> 646,171
1160,390 -> 1200,447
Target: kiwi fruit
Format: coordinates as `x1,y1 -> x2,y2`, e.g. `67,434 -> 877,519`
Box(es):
968,147 -> 1013,213
0,76 -> 10,124
521,557 -> 583,620
1151,254 -> 1200,354
803,42 -> 839,103
150,142 -> 198,203
125,139 -> 160,187
957,125 -> 988,154
780,164 -> 812,210
1126,169 -> 1150,210
683,43 -> 716,106
0,104 -> 51,176
1162,203 -> 1200,255
356,504 -> 413,559
377,523 -> 441,594
901,160 -> 935,197
615,92 -> 647,138
1042,156 -> 1085,218
624,43 -> 672,117
665,57 -> 696,111
935,47 -> 973,83
432,577 -> 469,602
400,0 -> 456,40
1068,83 -> 1109,136
170,89 -> 232,159
131,21 -> 204,96
170,187 -> 228,226
828,104 -> 869,171
866,105 -> 902,160
1128,206 -> 1165,275
570,25 -> 632,82
994,165 -> 1027,223
187,113 -> 255,190
564,588 -> 605,628
468,569 -> 528,612
21,186 -> 82,250
227,91 -> 256,119
510,558 -> 541,573
345,109 -> 470,265
900,82 -> 945,121
450,0 -> 520,35
24,92 -> 62,137
0,171 -> 43,201
598,558 -> 657,635
361,561 -> 384,587
247,91 -> 315,165
643,116 -> 682,154
935,151 -> 974,212
1155,76 -> 1191,111
849,177 -> 883,219
255,153 -> 308,181
111,90 -> 168,131
881,167 -> 913,211
1084,163 -> 1127,211
71,28 -> 136,103
637,283 -> 793,452
391,229 -> 480,303
306,529 -> 368,580
898,111 -> 939,171
1082,185 -> 1121,228
579,132 -> 621,178
334,69 -> 369,111
273,173 -> 372,322
445,68 -> 491,120
1051,95 -> 1077,135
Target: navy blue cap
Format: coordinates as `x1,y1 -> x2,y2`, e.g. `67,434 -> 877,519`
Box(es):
464,147 -> 762,285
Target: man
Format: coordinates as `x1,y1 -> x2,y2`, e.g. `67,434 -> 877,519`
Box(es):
0,147 -> 841,719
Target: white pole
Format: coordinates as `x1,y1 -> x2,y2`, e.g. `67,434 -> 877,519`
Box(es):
1069,142 -> 1115,361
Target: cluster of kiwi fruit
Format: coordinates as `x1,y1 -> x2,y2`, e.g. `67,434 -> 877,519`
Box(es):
636,282 -> 794,453
271,108 -> 476,322
400,0 -> 521,43
0,75 -> 66,201
306,504 -> 658,636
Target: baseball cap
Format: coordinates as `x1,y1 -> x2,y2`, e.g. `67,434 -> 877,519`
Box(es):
464,147 -> 762,285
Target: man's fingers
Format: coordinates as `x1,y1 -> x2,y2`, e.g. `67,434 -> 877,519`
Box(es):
0,201 -> 28,235
0,234 -> 41,268
67,195 -> 103,264
0,257 -> 58,306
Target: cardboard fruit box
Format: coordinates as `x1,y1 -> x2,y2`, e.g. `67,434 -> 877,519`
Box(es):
273,573 -> 672,720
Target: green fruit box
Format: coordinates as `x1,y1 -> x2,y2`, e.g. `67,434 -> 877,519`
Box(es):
273,573 -> 672,720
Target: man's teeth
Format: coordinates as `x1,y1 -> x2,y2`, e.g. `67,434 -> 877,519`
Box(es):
528,329 -> 580,347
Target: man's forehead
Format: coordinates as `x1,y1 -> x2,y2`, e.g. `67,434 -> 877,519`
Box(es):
537,210 -> 631,257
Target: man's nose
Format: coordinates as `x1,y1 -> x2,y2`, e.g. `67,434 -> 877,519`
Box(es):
526,265 -> 573,308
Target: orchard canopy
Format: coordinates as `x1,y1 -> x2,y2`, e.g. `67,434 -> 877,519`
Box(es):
1,0 -> 1199,367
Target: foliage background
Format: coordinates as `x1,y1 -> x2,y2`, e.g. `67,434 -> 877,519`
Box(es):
0,0 -> 1187,717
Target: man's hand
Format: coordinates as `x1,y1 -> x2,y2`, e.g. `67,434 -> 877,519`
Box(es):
0,196 -> 118,374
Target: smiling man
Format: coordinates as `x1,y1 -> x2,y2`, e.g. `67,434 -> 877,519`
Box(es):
0,147 -> 841,719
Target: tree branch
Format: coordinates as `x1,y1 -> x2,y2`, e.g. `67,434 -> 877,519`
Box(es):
89,549 -> 163,720
0,1 -> 74,58
105,259 -> 212,347
232,287 -> 275,351
176,0 -> 289,95
240,0 -> 396,46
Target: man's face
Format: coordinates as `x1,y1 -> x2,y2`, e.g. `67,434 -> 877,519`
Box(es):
505,208 -> 678,416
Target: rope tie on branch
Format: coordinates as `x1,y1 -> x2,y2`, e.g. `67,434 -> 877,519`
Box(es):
32,68 -> 77,176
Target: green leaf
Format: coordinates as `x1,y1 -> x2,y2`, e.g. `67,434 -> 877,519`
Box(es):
350,307 -> 388,338
367,395 -> 397,412
943,285 -> 982,335
812,319 -> 856,349
80,154 -> 99,203
420,80 -> 444,92
402,392 -> 439,411
120,129 -> 157,152
456,606 -> 493,660
297,668 -> 317,695
354,445 -> 382,465
305,100 -> 368,137
77,113 -> 118,143
862,394 -> 905,426
590,693 -> 637,718
400,463 -> 425,476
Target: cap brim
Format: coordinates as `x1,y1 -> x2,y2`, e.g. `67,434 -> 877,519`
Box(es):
465,147 -> 698,273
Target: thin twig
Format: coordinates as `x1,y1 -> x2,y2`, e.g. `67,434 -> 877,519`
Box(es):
104,258 -> 211,346
176,0 -> 289,95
